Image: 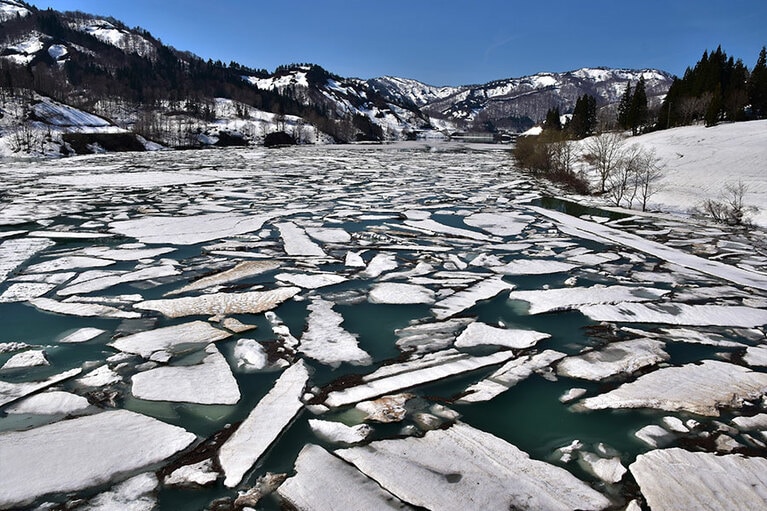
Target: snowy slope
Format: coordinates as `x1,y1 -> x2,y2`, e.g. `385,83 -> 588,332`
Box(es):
625,120 -> 767,227
0,0 -> 30,21
65,16 -> 159,59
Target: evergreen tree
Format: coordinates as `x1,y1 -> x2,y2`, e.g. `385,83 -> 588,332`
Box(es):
628,76 -> 648,135
617,82 -> 633,130
544,106 -> 562,132
749,46 -> 767,118
705,83 -> 723,126
569,94 -> 597,139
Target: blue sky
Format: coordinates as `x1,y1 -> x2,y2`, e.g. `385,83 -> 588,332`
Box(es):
36,0 -> 767,86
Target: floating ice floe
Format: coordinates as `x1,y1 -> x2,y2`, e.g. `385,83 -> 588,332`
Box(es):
355,393 -> 413,423
1,349 -> 49,370
404,218 -> 491,242
306,227 -> 351,244
458,350 -> 566,403
335,422 -> 611,511
324,348 -> 516,408
131,344 -> 240,405
580,302 -> 767,328
79,472 -> 158,511
24,256 -> 116,274
0,410 -> 196,509
164,459 -> 218,488
657,327 -> 745,347
577,452 -> 627,484
0,368 -> 81,407
395,318 -> 473,354
58,327 -> 107,344
276,444 -> 410,510
0,282 -> 56,303
76,245 -> 176,261
744,346 -> 767,367
134,287 -> 300,318
508,285 -> 669,315
454,322 -> 550,350
300,298 -> 371,368
431,275 -> 514,320
276,272 -> 347,289
360,253 -> 398,278
491,258 -> 578,275
275,221 -> 327,257
3,390 -> 90,415
630,448 -> 767,511
168,260 -> 280,296
0,238 -> 55,284
308,419 -> 372,446
344,251 -> 366,268
233,338 -> 269,372
28,230 -> 114,240
57,265 -> 180,296
556,339 -> 669,381
30,297 -> 141,319
577,360 -> 767,416
463,211 -> 532,237
76,365 -> 121,387
634,424 -> 674,448
218,361 -> 309,488
368,282 -> 435,305
110,320 -> 232,359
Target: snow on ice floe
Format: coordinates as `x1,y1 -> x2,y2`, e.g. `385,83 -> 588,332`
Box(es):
275,222 -> 327,257
0,238 -> 55,284
577,360 -> 767,416
134,287 -> 300,318
744,346 -> 767,367
306,226 -> 351,244
492,258 -> 577,275
454,322 -> 550,350
275,272 -> 347,289
24,255 -> 115,274
57,327 -> 106,344
463,211 -> 532,237
57,264 -> 179,296
0,368 -> 81,407
0,282 -> 56,303
431,275 -> 514,320
395,318 -> 474,354
458,350 -> 566,403
630,448 -> 767,511
110,320 -> 231,359
276,444 -> 410,511
508,285 -> 669,315
30,297 -> 141,319
79,472 -> 158,511
308,419 -> 372,446
580,302 -> 767,328
299,298 -> 371,368
360,253 -> 398,278
218,361 -> 309,488
404,218 -> 492,242
335,422 -> 611,511
368,282 -> 435,305
131,344 -> 240,405
556,338 -> 669,381
168,260 -> 280,296
4,390 -> 90,416
324,348 -> 516,408
0,410 -> 196,509
164,460 -> 218,488
1,349 -> 49,370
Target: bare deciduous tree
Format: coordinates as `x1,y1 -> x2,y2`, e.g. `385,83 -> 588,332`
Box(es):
584,132 -> 626,193
703,180 -> 758,225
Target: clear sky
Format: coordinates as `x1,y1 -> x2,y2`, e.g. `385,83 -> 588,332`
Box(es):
35,0 -> 767,86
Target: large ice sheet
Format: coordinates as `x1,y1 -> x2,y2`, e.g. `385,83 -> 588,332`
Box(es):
463,211 -> 532,237
57,265 -> 179,296
0,368 -> 82,406
0,238 -> 54,283
336,422 -> 610,511
578,360 -> 767,416
432,275 -> 514,320
275,222 -> 326,256
110,320 -> 231,358
556,338 -> 669,381
218,361 -> 309,488
630,448 -> 767,511
134,287 -> 300,318
30,297 -> 141,319
0,410 -> 196,509
508,285 -> 669,314
580,302 -> 767,327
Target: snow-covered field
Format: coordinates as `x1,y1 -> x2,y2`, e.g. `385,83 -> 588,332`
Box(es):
0,146 -> 766,510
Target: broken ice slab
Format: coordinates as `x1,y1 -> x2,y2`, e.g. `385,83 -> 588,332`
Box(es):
28,230 -> 115,240
404,218 -> 492,242
131,344 -> 240,405
656,327 -> 745,348
492,258 -> 578,276
508,285 -> 670,315
0,282 -> 56,303
3,390 -> 90,416
275,272 -> 347,289
359,253 -> 398,278
308,419 -> 372,446
630,448 -> 767,511
167,260 -> 280,296
30,297 -> 141,319
458,350 -> 566,403
463,211 -> 532,237
0,368 -> 82,407
335,422 -> 611,511
744,346 -> 767,367
275,221 -> 326,257
57,327 -> 107,344
110,320 -> 232,359
276,444 -> 412,511
0,238 -> 55,284
454,322 -> 550,350
577,451 -> 626,484
556,338 -> 669,381
57,264 -> 180,296
577,360 -> 767,416
24,256 -> 115,274
79,472 -> 158,510
0,409 -> 196,509
324,348 -> 517,409
1,350 -> 49,370
580,302 -> 767,328
134,286 -> 300,318
368,282 -> 435,305
299,298 -> 372,368
75,245 -> 176,261
218,361 -> 310,488
306,226 -> 352,244
431,275 -> 514,320
395,318 -> 473,354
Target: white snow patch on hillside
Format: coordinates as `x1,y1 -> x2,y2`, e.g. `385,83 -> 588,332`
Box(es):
0,1 -> 31,21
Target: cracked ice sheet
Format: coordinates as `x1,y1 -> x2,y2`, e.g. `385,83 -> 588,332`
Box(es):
300,298 -> 371,368
556,338 -> 669,381
577,359 -> 767,416
218,361 -> 309,488
0,238 -> 55,284
275,221 -> 326,257
431,275 -> 514,320
277,444 -> 411,510
57,265 -> 179,296
630,448 -> 767,511
463,211 -> 533,237
134,287 -> 300,318
324,348 -> 516,408
110,320 -> 232,359
0,368 -> 82,407
0,282 -> 56,303
580,302 -> 767,328
335,422 -> 611,511
30,297 -> 141,319
404,218 -> 492,242
131,344 -> 240,405
508,285 -> 670,315
0,410 -> 196,509
530,206 -> 767,291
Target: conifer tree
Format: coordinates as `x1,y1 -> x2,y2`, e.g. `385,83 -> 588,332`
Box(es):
749,46 -> 767,118
544,106 -> 562,132
569,94 -> 597,139
628,76 -> 648,135
617,82 -> 632,130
